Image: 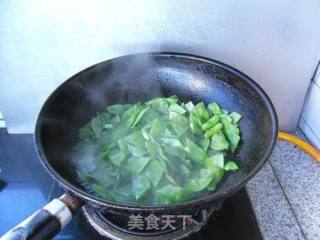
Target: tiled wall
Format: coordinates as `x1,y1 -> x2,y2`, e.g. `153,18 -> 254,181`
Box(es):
299,63 -> 320,149
0,111 -> 5,128
1,1 -> 320,133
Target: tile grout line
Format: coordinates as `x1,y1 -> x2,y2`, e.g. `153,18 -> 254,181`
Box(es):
268,160 -> 307,240
311,60 -> 320,84
300,117 -> 320,144
246,162 -> 277,240
313,79 -> 320,89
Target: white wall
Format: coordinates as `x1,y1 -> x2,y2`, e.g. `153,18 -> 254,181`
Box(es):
0,111 -> 5,128
0,0 -> 320,133
300,64 -> 320,149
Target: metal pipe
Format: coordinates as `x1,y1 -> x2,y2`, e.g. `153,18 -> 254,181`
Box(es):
278,131 -> 320,162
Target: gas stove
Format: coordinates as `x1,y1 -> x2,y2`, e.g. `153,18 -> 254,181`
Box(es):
0,129 -> 262,239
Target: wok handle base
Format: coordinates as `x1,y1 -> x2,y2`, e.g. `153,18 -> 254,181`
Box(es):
1,194 -> 81,240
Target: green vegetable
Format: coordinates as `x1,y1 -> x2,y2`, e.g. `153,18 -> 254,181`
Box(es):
189,112 -> 202,134
207,167 -> 225,190
73,96 -> 242,206
149,119 -> 167,137
170,115 -> 189,136
155,184 -> 189,204
221,118 -> 240,152
192,102 -> 210,123
224,161 -> 239,171
78,123 -> 94,140
184,101 -> 194,112
184,138 -> 207,165
169,103 -> 187,114
90,184 -> 110,198
208,103 -> 222,115
197,137 -> 210,151
204,123 -> 223,138
132,107 -> 149,127
107,104 -> 131,115
144,160 -> 164,186
87,167 -> 116,187
201,115 -> 219,131
206,153 -> 225,169
126,156 -> 150,173
185,169 -> 213,192
109,149 -> 126,166
210,131 -> 229,151
229,112 -> 242,124
91,117 -> 103,138
132,174 -> 151,200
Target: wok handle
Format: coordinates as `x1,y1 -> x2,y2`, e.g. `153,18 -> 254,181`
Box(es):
1,194 -> 82,240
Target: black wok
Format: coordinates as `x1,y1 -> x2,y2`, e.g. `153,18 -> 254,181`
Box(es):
2,52 -> 277,239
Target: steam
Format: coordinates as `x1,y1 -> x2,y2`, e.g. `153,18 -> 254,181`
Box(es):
81,53 -> 163,109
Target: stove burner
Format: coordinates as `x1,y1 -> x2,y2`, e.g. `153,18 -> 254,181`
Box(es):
82,204 -> 222,240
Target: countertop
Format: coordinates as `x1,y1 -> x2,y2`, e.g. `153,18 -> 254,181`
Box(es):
247,131 -> 320,240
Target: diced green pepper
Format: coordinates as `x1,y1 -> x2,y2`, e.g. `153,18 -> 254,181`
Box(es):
204,123 -> 223,138
144,160 -> 164,186
229,112 -> 242,124
185,169 -> 213,192
90,184 -> 111,198
224,161 -> 239,171
189,113 -> 202,134
91,117 -> 103,138
155,184 -> 189,203
127,144 -> 147,157
197,138 -> 210,151
132,174 -> 151,200
210,131 -> 229,151
181,165 -> 191,176
221,118 -> 240,152
206,153 -> 224,169
207,103 -> 222,115
132,107 -> 149,127
184,138 -> 207,165
166,95 -> 179,104
184,101 -> 195,112
146,98 -> 169,112
109,149 -> 126,166
201,115 -> 220,131
169,103 -> 187,114
126,156 -> 150,173
107,104 -> 131,115
89,169 -> 116,187
103,124 -> 114,129
170,115 -> 189,136
149,119 -> 167,137
207,166 -> 225,191
192,102 -> 210,123
222,109 -> 229,115
74,97 -> 242,205
79,123 -> 94,140
126,131 -> 145,147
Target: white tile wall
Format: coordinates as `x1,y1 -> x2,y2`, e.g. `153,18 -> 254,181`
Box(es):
0,111 -> 5,128
314,63 -> 320,86
300,118 -> 320,150
299,75 -> 320,149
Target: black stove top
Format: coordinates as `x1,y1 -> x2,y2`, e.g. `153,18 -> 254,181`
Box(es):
0,129 -> 262,239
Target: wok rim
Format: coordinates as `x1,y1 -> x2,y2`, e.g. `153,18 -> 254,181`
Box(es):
35,52 -> 278,211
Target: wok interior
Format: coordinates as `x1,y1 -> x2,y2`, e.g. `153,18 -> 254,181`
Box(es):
37,53 -> 275,205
